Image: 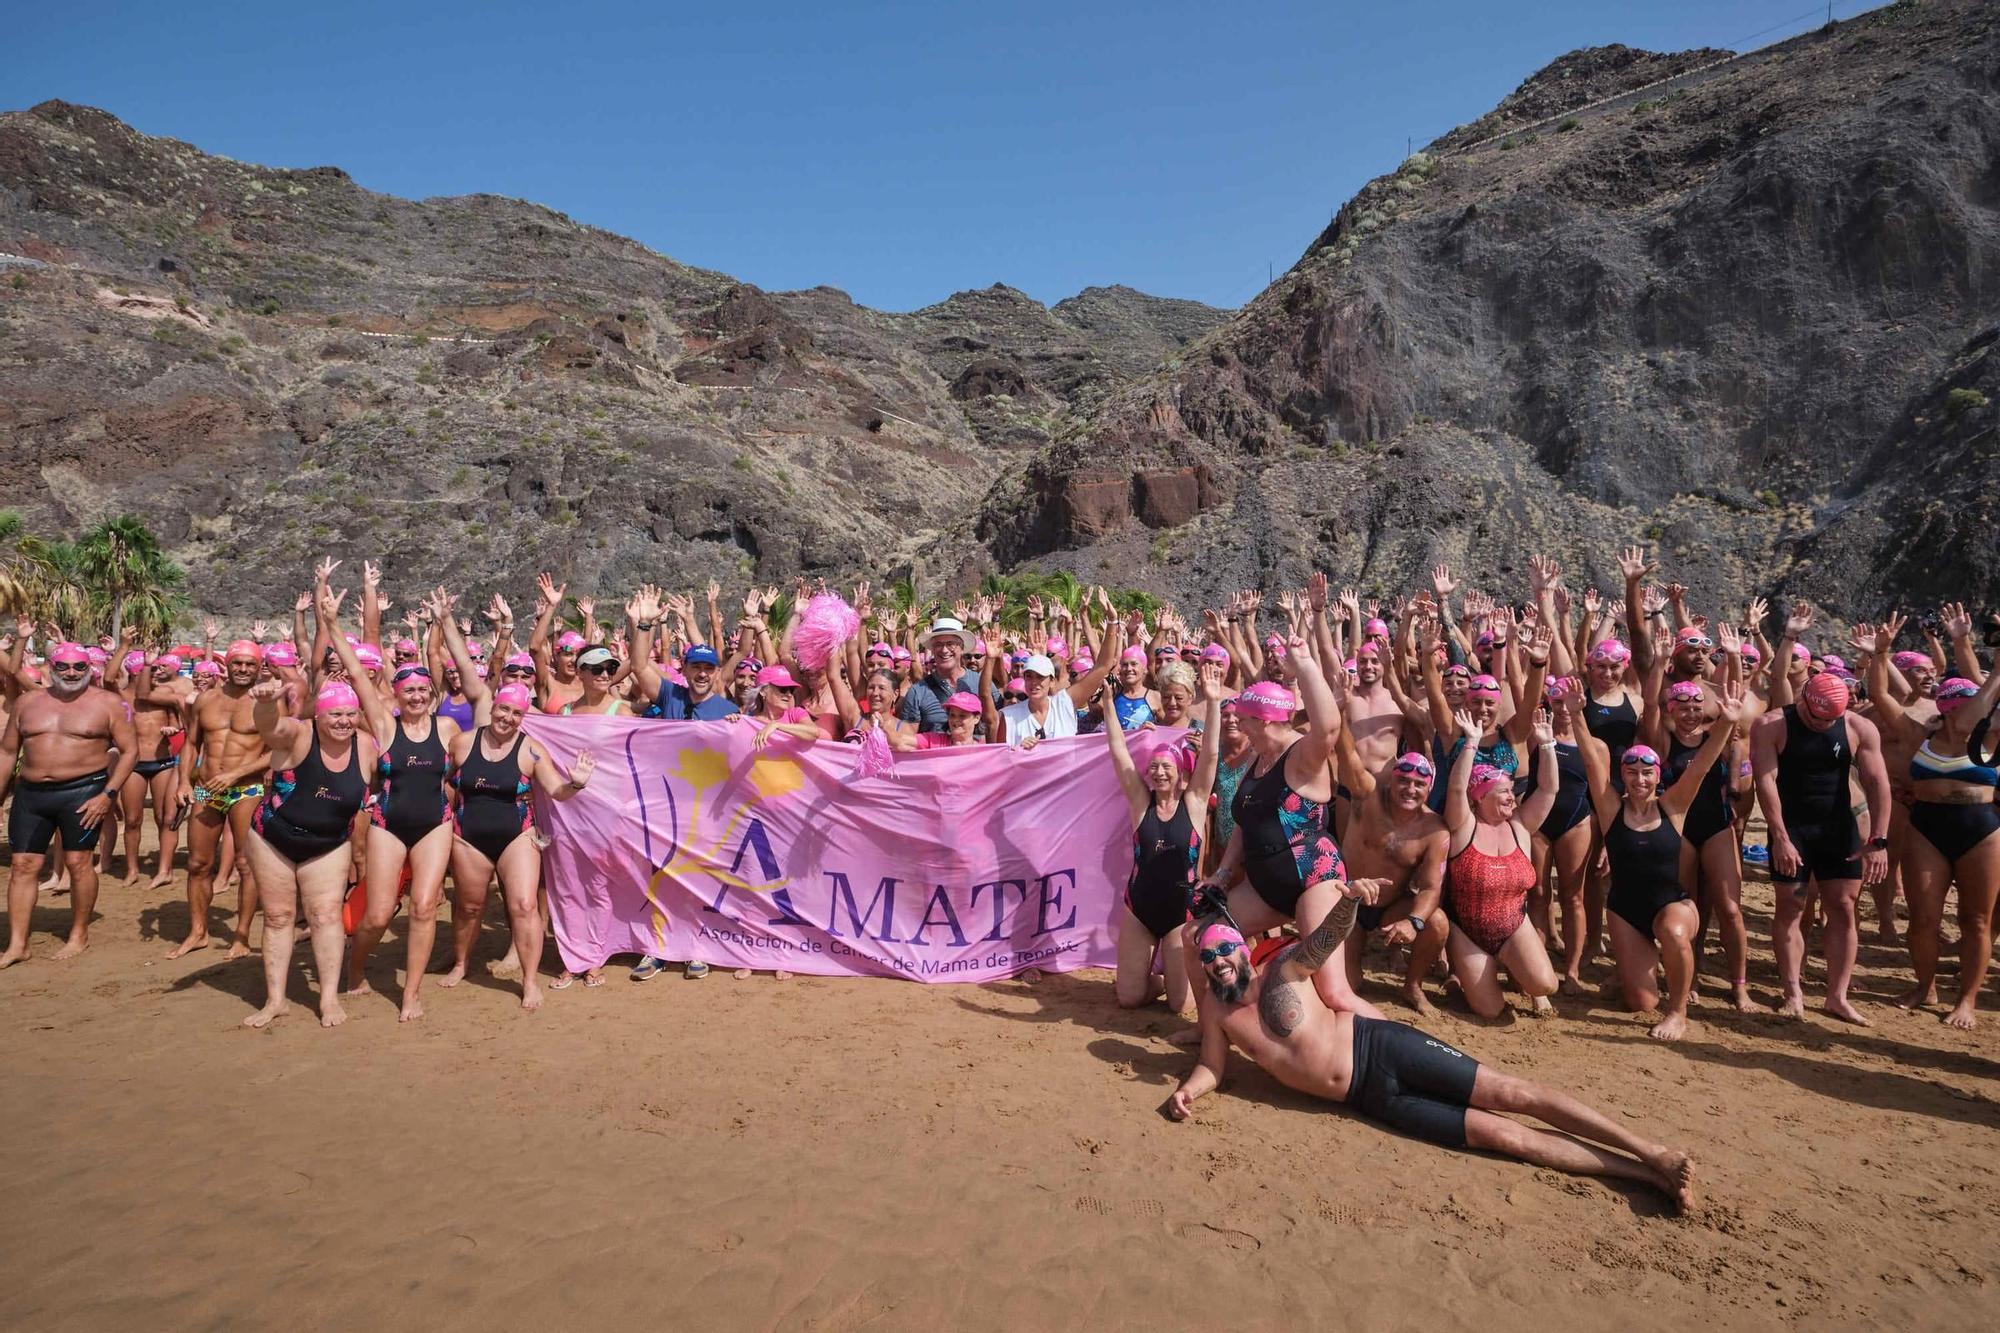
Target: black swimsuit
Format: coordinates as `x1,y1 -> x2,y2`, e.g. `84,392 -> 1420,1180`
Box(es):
253,741 -> 368,864
451,728 -> 533,862
1603,807 -> 1688,942
1665,732 -> 1733,848
1532,740 -> 1592,839
1769,707 -> 1861,885
372,716 -> 451,848
1127,797 -> 1199,939
1585,692 -> 1638,792
1232,741 -> 1345,918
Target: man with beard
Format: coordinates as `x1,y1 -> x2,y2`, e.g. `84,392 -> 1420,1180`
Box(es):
1330,731 -> 1451,1015
170,640 -> 271,959
0,642 -> 139,966
1167,887 -> 1696,1212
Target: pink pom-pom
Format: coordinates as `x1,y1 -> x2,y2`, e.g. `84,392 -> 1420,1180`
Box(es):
794,593 -> 861,673
855,723 -> 896,780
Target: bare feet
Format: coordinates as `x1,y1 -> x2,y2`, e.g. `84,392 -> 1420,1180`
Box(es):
1822,997 -> 1872,1027
1893,983 -> 1937,1010
1167,1027 -> 1202,1047
319,1000 -> 348,1029
1774,993 -> 1806,1019
0,947 -> 27,970
1530,994 -> 1555,1017
774,969 -> 794,980
222,939 -> 251,961
1943,1001 -> 1977,1031
52,937 -> 88,961
520,983 -> 544,1013
1875,924 -> 1901,946
1021,968 -> 1044,984
1648,1011 -> 1690,1041
437,964 -> 467,989
1646,1148 -> 1698,1214
242,1000 -> 289,1029
585,969 -> 606,987
732,967 -> 753,979
1557,973 -> 1584,996
148,873 -> 175,891
344,976 -> 374,998
123,869 -> 144,887
165,935 -> 210,960
1731,985 -> 1758,1014
1403,982 -> 1438,1016
398,996 -> 424,1023
487,954 -> 522,979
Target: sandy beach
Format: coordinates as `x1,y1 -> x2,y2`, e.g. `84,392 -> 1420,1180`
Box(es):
2,834 -> 1996,1332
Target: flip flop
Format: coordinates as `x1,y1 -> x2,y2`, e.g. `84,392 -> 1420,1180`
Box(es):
584,971 -> 606,988
551,971 -> 578,990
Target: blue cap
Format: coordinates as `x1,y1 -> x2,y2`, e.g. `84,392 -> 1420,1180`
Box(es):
684,644 -> 720,666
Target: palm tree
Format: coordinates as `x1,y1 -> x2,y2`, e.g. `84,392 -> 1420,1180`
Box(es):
75,515 -> 185,641
15,534 -> 90,634
0,511 -> 28,613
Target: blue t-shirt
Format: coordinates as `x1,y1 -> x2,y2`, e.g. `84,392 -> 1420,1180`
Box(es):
655,682 -> 740,721
897,671 -> 981,733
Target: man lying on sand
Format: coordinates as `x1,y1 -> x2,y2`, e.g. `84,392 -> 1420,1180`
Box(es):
1167,879 -> 1697,1213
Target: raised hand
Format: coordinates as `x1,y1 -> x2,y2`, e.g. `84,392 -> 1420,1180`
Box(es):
1450,707 -> 1478,741
1531,708 -> 1555,748
1716,621 -> 1742,656
1581,586 -> 1602,615
363,560 -> 382,590
567,751 -> 596,788
1524,624 -> 1554,666
203,618 -> 220,640
1716,679 -> 1747,725
1876,610 -> 1907,654
1617,546 -> 1656,582
1784,601 -> 1815,638
249,677 -> 286,702
1940,601 -> 1972,640
1663,582 -> 1687,606
1746,596 -> 1769,628
1430,564 -> 1458,598
1198,658 -> 1226,700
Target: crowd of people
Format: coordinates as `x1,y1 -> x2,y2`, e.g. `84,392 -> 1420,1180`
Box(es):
3,547 -> 1997,1213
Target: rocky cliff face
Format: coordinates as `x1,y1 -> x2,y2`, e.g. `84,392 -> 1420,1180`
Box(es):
0,103 -> 1223,617
970,0 -> 2000,620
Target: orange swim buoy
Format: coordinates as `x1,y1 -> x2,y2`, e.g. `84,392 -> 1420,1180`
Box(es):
342,861 -> 414,934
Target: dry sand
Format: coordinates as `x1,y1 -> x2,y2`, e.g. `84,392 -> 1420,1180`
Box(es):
2,832 -> 1997,1331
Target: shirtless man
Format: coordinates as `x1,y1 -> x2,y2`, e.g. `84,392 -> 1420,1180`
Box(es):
1168,889 -> 1696,1212
1865,640 -> 1938,945
0,643 -> 139,965
117,643 -> 195,887
1331,679 -> 1450,1012
171,640 -> 271,959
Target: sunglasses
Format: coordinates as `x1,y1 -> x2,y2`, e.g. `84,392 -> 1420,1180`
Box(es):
502,666 -> 535,677
583,663 -> 617,676
1198,938 -> 1245,964
51,661 -> 91,673
1001,693 -> 1026,705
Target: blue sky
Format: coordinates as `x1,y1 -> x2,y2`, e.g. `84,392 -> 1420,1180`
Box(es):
7,1 -> 1869,311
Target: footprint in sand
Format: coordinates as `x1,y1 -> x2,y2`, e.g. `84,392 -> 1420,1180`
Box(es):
1129,1198 -> 1164,1218
1315,1200 -> 1361,1224
1173,1221 -> 1260,1251
1072,1196 -> 1113,1216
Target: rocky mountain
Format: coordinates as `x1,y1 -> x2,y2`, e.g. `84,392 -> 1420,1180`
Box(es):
4,0 -> 1997,631
968,0 -> 2000,622
0,104 -> 1223,618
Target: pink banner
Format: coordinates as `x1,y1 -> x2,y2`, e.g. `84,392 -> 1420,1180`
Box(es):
521,716 -> 1182,980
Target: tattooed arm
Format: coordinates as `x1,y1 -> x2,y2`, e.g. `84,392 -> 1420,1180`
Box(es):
1258,880 -> 1386,1037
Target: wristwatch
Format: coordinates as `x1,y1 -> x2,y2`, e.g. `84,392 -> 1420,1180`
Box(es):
635,620 -> 655,631
1406,914 -> 1428,935
1867,836 -> 1889,850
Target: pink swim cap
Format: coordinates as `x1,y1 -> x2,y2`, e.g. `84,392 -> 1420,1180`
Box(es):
1120,645 -> 1148,664
494,683 -> 534,710
224,639 -> 261,663
49,642 -> 90,665
1587,639 -> 1630,667
1739,644 -> 1762,665
466,640 -> 487,659
1071,655 -> 1094,673
504,651 -> 535,670
1235,681 -> 1296,721
193,660 -> 222,678
1200,643 -> 1230,664
1820,654 -> 1847,672
1468,764 -> 1510,802
315,681 -> 361,712
1006,676 -> 1027,694
1934,678 -> 1980,713
1892,651 -> 1929,672
354,643 -> 384,670
1467,674 -> 1503,699
154,653 -> 183,672
394,638 -> 419,655
1364,618 -> 1389,639
556,631 -> 585,652
1667,681 -> 1704,703
263,641 -> 298,667
1045,636 -> 1069,658
85,645 -> 109,665
867,641 -> 893,657
1623,744 -> 1661,768
122,650 -> 147,672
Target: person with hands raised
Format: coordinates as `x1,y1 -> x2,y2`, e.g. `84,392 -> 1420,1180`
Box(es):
1099,667 -> 1222,1014
442,653 -> 595,1009
238,671 -> 380,1030
1188,630 -> 1383,1020
1440,705 -> 1563,1018
321,578 -> 463,1023
627,586 -> 738,722
1877,609 -> 2000,1028
1581,680 -> 1747,1040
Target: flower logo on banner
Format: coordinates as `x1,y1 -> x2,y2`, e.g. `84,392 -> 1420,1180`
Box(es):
639,743 -> 803,949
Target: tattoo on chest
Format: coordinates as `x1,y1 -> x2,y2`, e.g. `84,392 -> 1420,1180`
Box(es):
1259,948 -> 1308,1037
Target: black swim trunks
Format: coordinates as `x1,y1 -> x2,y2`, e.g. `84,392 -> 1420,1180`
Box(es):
7,771 -> 111,855
1345,1016 -> 1480,1149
